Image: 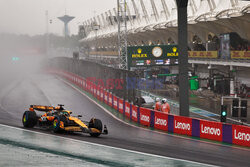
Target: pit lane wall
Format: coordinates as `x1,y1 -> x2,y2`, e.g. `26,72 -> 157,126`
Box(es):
48,69 -> 250,147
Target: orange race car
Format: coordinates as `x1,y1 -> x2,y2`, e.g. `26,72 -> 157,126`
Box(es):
22,104 -> 108,137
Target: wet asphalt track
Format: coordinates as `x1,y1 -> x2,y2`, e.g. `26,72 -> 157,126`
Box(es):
0,73 -> 249,167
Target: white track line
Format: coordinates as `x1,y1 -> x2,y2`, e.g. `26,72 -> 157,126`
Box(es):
0,123 -> 216,167
58,77 -> 250,151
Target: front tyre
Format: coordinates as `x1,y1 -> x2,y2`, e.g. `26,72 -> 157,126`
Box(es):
88,118 -> 102,137
53,116 -> 65,133
22,111 -> 37,128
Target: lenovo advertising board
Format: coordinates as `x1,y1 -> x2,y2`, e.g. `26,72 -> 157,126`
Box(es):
125,102 -> 131,118
232,124 -> 250,147
174,115 -> 192,136
140,107 -> 151,126
90,82 -> 94,94
96,86 -> 100,100
132,105 -> 138,122
113,96 -> 118,110
118,99 -> 124,114
200,120 -> 222,142
104,91 -> 108,104
109,93 -> 113,107
100,88 -> 104,102
154,111 -> 168,131
93,84 -> 96,97
86,81 -> 90,92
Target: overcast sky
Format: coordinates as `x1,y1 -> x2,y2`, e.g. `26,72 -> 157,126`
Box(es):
0,0 -> 117,36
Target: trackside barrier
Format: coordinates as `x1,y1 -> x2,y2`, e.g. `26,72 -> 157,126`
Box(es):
125,102 -> 131,118
118,99 -> 124,114
113,95 -> 118,110
232,125 -> 250,147
200,120 -> 223,142
139,107 -> 151,127
154,111 -> 168,131
96,86 -> 100,100
174,115 -> 192,136
109,93 -> 113,107
47,69 -> 250,147
131,105 -> 138,122
100,87 -> 104,102
104,91 -> 109,104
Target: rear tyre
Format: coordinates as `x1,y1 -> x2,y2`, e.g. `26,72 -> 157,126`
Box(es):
22,111 -> 37,128
88,118 -> 102,137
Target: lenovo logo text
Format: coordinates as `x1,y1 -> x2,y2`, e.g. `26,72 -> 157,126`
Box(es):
234,129 -> 250,141
201,124 -> 221,136
175,120 -> 190,130
141,115 -> 149,122
155,117 -> 167,126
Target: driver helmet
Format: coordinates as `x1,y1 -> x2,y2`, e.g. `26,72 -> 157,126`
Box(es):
162,98 -> 167,103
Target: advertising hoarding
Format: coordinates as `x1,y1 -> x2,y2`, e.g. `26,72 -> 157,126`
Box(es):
154,111 -> 168,131
140,107 -> 151,126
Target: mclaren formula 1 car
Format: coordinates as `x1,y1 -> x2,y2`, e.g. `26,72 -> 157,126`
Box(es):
22,104 -> 108,137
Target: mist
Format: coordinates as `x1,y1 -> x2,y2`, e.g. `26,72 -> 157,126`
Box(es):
0,0 -> 117,35
0,34 -> 45,80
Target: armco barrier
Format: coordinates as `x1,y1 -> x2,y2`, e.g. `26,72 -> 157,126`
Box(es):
48,69 -> 250,147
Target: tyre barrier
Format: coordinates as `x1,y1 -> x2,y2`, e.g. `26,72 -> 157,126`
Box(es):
47,69 -> 250,147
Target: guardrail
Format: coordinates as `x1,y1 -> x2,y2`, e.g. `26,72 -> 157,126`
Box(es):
48,69 -> 250,147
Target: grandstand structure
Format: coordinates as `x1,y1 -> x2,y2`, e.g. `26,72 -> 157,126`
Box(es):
76,0 -> 250,94
79,0 -> 249,52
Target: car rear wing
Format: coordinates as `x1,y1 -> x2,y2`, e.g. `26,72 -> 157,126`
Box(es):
30,105 -> 54,112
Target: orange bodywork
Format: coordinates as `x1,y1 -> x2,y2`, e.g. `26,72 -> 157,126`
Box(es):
64,126 -> 81,131
68,116 -> 88,129
60,121 -> 64,129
